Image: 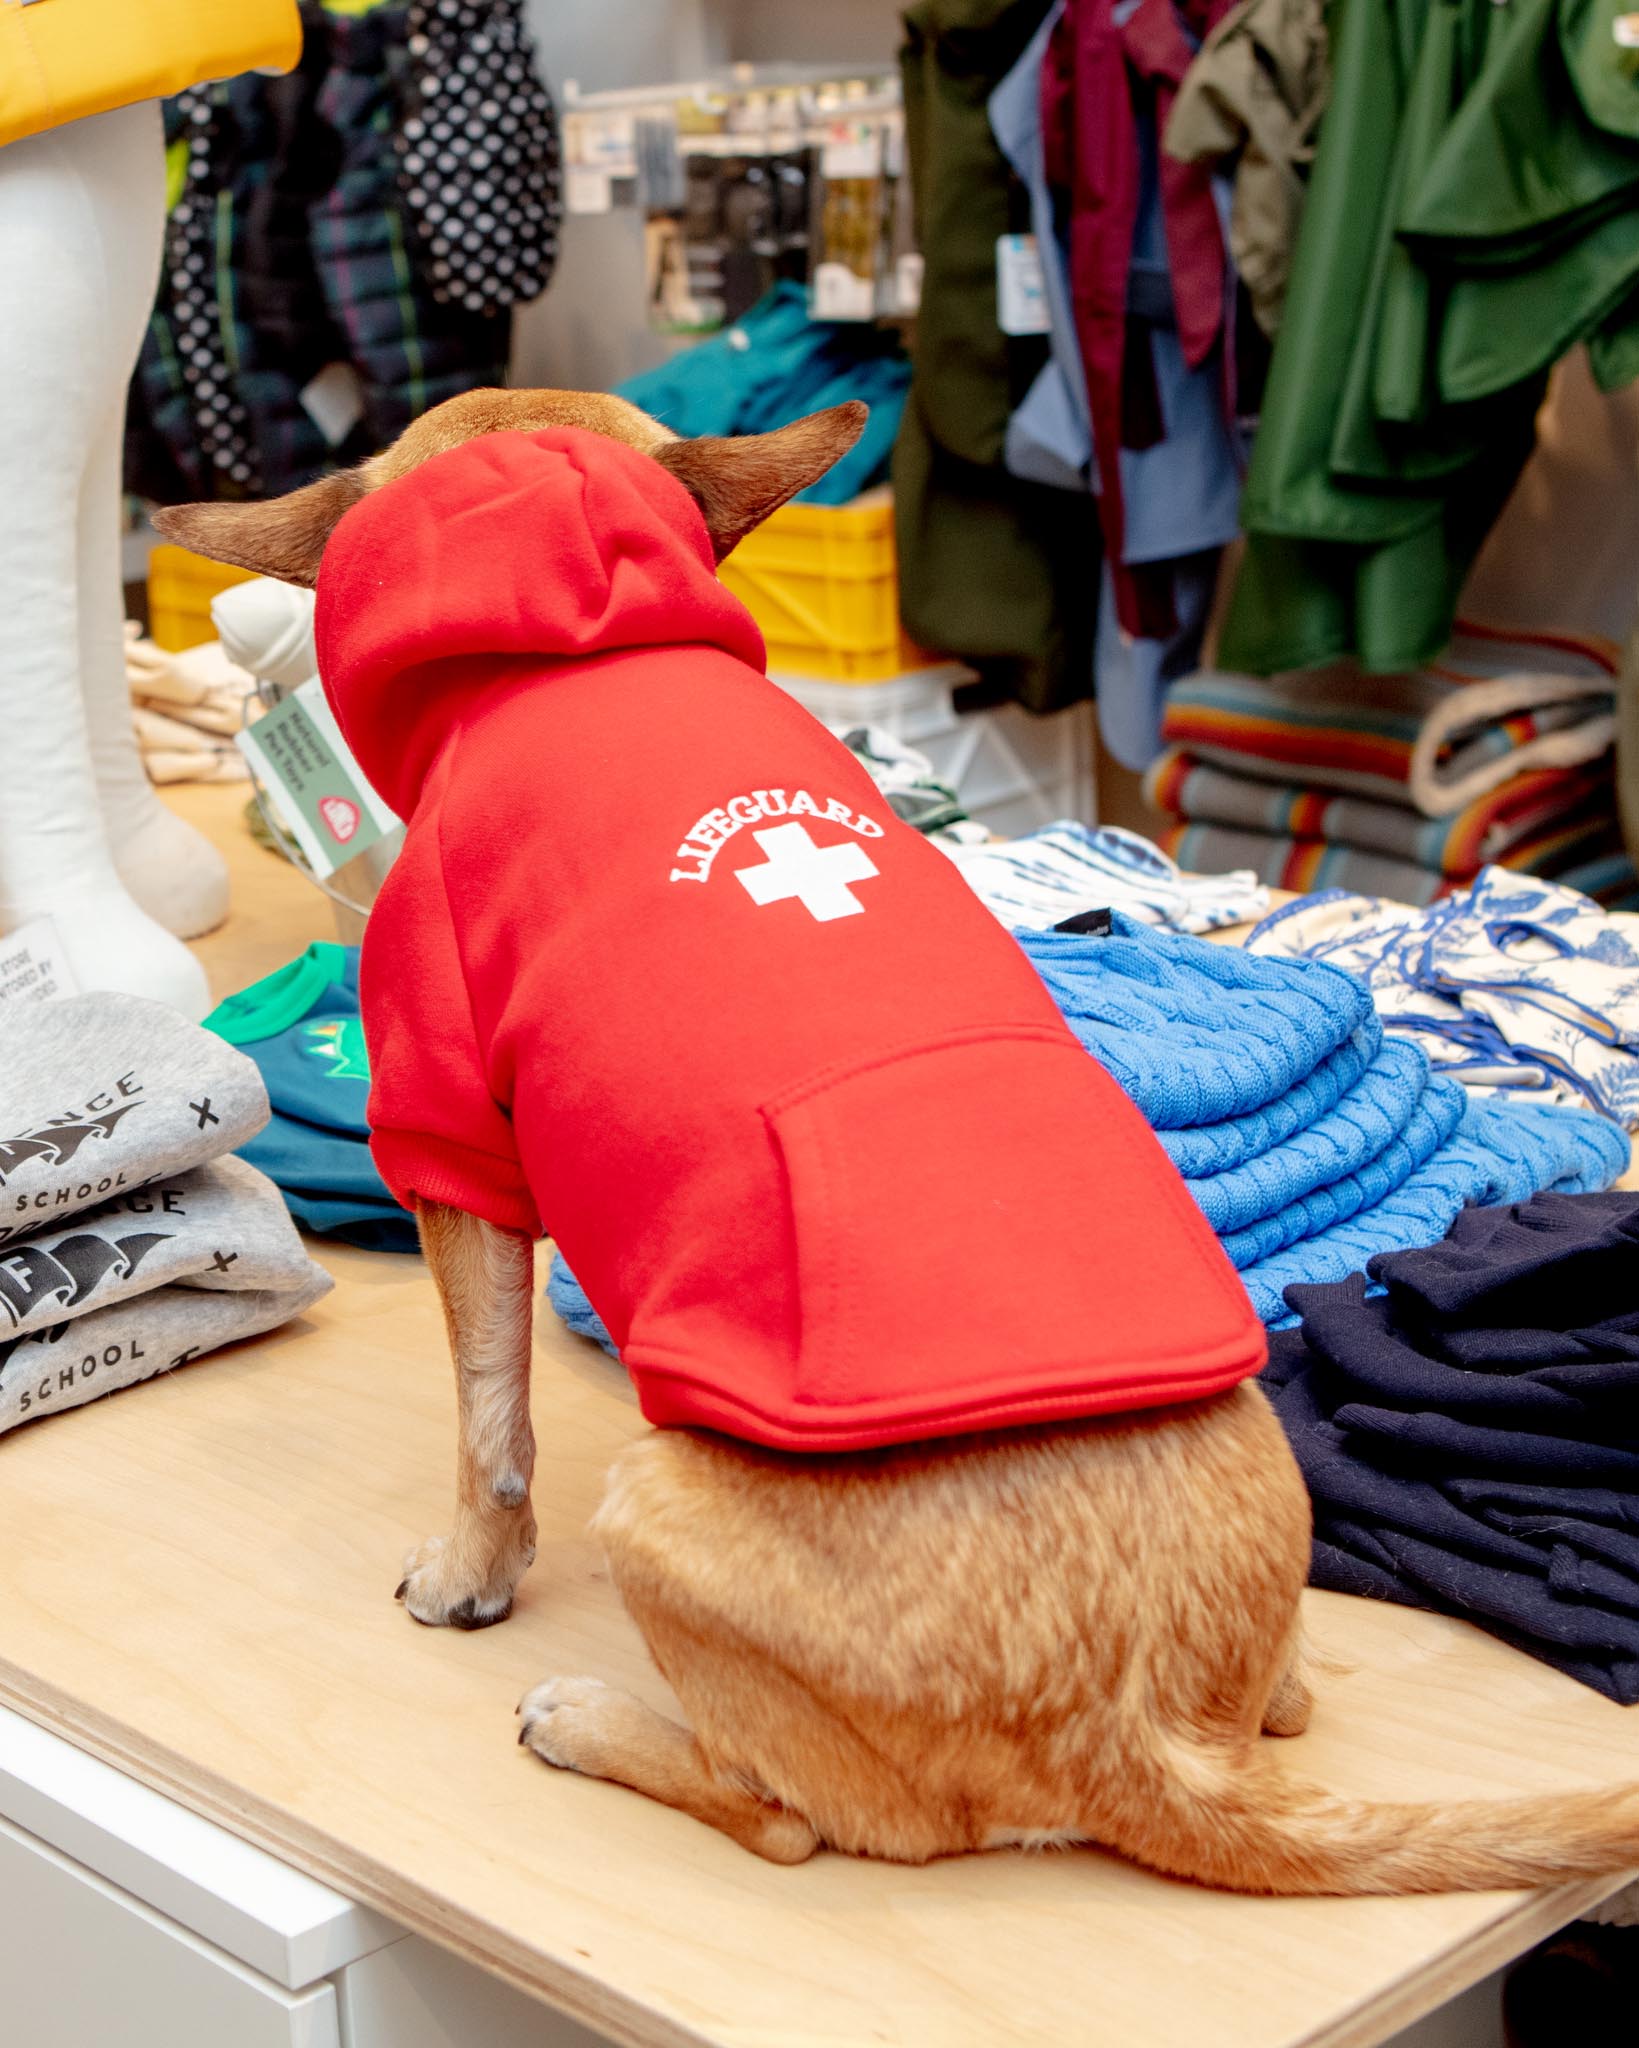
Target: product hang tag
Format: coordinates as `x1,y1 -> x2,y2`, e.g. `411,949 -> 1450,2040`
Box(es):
298,362 -> 366,449
237,676 -> 400,880
0,918 -> 80,1008
996,233 -> 1050,336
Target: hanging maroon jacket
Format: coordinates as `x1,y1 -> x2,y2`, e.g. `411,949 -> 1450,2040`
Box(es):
1043,0 -> 1229,639
316,426 -> 1264,1450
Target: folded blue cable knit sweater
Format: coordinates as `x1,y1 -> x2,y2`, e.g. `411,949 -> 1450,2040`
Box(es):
1159,1024 -> 1378,1177
1189,1037 -> 1439,1238
1221,1069 -> 1467,1268
547,913 -> 1626,1354
1020,922 -> 1374,1128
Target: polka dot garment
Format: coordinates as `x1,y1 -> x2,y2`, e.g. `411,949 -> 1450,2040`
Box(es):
165,87 -> 263,495
397,0 -> 563,318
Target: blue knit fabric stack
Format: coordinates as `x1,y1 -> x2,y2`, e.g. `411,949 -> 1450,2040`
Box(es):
548,914 -> 1628,1350
1020,917 -> 1628,1325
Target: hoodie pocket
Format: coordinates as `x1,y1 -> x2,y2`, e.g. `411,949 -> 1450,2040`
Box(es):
761,1024 -> 1245,1427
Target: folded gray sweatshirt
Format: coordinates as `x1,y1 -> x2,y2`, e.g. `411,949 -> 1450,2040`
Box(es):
0,993 -> 268,1249
0,1153 -> 331,1433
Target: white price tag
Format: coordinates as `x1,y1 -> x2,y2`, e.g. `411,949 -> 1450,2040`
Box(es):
821,124 -> 883,179
811,262 -> 877,323
237,676 -> 400,881
0,918 -> 79,1008
996,233 -> 1050,336
565,166 -> 613,215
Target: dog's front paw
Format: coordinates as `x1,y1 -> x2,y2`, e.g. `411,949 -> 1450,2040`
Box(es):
517,1676 -> 619,1774
395,1525 -> 534,1630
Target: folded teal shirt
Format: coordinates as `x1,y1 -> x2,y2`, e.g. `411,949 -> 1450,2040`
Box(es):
205,942 -> 420,1253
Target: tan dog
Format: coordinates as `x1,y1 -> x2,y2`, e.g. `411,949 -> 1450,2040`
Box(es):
157,392 -> 1639,1892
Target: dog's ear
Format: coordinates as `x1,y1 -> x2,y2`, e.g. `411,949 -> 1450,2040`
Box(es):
149,470 -> 367,588
652,402 -> 868,563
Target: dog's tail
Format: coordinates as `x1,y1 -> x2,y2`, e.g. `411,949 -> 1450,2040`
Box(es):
1104,1738 -> 1639,1895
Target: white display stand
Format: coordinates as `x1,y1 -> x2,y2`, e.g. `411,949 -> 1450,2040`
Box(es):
0,1703 -> 599,2048
775,665 -> 1098,838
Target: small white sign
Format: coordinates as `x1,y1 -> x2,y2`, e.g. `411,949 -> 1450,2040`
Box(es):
820,124 -> 883,179
996,233 -> 1050,336
565,166 -> 613,215
811,261 -> 877,323
0,917 -> 80,1008
299,362 -> 366,448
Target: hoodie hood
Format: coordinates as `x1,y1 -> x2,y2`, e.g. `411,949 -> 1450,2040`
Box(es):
314,427 -> 768,818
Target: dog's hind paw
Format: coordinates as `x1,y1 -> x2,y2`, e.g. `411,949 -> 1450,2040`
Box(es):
517,1676 -> 619,1774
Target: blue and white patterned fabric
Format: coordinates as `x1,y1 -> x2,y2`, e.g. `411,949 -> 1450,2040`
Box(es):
1248,867 -> 1639,1128
938,821 -> 1268,934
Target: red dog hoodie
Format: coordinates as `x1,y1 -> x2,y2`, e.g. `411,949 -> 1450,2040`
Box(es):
316,427 -> 1264,1450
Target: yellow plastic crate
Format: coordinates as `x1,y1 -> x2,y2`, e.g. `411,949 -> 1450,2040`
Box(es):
146,542 -> 258,651
718,488 -> 927,681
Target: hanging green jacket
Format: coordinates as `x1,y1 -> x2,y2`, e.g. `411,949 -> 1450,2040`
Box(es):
1221,0 -> 1639,676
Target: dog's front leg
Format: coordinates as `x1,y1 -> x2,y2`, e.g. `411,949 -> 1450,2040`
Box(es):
398,1199 -> 537,1628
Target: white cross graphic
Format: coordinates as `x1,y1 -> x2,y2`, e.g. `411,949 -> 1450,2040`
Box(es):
734,822 -> 880,922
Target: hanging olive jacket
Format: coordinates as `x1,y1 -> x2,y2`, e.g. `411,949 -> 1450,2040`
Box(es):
1220,0 -> 1639,677
894,0 -> 1100,712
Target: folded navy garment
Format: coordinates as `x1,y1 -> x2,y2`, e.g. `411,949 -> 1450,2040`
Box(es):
1264,1190 -> 1639,1703
1375,1188 -> 1639,1333
1330,1405 -> 1639,1485
1269,1364 -> 1639,1621
1284,1274 -> 1621,1426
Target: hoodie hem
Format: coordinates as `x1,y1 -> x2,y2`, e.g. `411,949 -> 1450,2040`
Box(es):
624,1329 -> 1267,1452
369,1127 -> 540,1236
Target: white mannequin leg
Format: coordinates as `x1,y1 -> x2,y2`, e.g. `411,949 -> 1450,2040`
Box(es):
81,419 -> 231,939
0,102 -> 211,1014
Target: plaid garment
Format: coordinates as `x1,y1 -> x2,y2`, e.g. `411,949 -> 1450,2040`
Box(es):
128,0 -> 548,505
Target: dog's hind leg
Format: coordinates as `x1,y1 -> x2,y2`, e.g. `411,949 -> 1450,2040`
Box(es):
397,1200 -> 538,1628
517,1677 -> 820,1863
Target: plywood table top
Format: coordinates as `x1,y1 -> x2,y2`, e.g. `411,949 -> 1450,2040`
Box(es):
0,785 -> 1633,2048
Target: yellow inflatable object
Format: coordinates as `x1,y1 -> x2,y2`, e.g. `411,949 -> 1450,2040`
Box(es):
0,0 -> 301,149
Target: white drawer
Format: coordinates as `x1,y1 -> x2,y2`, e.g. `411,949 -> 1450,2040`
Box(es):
0,1811 -> 339,2048
0,1702 -> 396,1986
